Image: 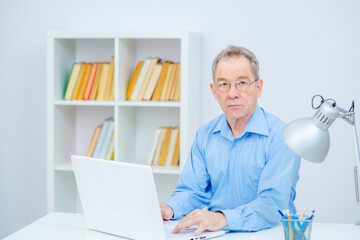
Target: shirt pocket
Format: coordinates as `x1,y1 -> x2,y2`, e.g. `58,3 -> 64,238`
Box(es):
237,163 -> 262,204
205,149 -> 228,191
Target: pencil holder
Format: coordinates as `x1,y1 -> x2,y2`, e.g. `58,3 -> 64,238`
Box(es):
281,215 -> 313,240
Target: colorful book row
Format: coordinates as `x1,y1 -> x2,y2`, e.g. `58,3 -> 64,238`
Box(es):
148,126 -> 180,166
86,117 -> 115,160
64,56 -> 115,101
126,58 -> 180,101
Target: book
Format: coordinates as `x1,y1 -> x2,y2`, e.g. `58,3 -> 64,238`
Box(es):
109,77 -> 115,101
104,57 -> 115,101
71,63 -> 88,100
104,130 -> 115,160
165,127 -> 178,166
152,127 -> 166,165
75,63 -> 93,100
92,117 -> 112,158
64,63 -> 82,100
130,58 -> 152,100
147,127 -> 162,165
168,63 -> 180,101
173,63 -> 181,101
110,149 -> 114,160
166,63 -> 175,101
98,118 -> 114,159
159,127 -> 172,165
151,62 -> 170,101
89,63 -> 103,100
126,61 -> 143,100
86,125 -> 102,157
165,63 -> 178,101
171,126 -> 180,166
76,63 -> 92,100
96,63 -> 110,101
143,63 -> 163,101
137,58 -> 160,100
82,62 -> 99,100
160,63 -> 174,101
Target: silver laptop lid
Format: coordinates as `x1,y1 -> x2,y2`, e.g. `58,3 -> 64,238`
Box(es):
72,155 -> 166,240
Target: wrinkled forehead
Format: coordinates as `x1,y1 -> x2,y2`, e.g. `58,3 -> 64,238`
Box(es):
215,56 -> 253,77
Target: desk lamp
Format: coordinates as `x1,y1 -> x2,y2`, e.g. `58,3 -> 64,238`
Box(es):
282,95 -> 360,224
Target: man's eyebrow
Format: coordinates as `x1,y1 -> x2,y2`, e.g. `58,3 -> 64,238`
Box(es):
236,76 -> 250,80
216,77 -> 227,82
216,75 -> 250,82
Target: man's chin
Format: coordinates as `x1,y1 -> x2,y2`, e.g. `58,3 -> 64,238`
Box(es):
226,111 -> 247,120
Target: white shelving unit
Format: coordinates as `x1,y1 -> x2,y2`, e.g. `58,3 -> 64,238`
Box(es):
47,31 -> 201,213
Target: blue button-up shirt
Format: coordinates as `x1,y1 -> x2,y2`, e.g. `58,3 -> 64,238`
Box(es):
165,105 -> 300,231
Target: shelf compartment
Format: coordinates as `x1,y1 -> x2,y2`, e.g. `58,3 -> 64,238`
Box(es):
54,171 -> 78,212
51,38 -> 115,102
116,38 -> 180,101
117,106 -> 180,166
52,105 -> 114,167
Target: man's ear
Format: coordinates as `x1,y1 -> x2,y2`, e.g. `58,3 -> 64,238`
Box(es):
256,79 -> 263,98
210,82 -> 218,100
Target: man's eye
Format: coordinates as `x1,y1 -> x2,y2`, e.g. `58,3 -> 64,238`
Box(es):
219,82 -> 228,86
238,81 -> 247,85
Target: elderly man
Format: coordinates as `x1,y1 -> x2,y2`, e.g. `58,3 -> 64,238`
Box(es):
160,45 -> 300,234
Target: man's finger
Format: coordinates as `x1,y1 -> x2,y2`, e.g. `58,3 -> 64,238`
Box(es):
172,221 -> 189,234
172,222 -> 185,234
172,217 -> 197,234
194,225 -> 206,235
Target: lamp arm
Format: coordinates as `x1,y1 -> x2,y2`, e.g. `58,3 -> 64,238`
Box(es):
353,124 -> 360,205
336,106 -> 360,204
337,106 -> 355,125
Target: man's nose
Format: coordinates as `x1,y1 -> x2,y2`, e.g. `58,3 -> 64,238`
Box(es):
228,84 -> 240,98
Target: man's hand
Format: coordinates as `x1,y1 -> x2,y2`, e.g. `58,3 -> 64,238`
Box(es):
160,202 -> 174,220
172,209 -> 227,235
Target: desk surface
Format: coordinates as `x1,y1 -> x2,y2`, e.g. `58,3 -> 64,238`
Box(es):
4,212 -> 360,240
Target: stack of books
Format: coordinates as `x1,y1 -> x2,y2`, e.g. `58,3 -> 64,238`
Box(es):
148,126 -> 180,166
64,57 -> 115,101
126,58 -> 180,101
86,117 -> 115,160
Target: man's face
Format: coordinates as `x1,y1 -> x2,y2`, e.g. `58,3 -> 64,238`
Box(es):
210,55 -> 263,123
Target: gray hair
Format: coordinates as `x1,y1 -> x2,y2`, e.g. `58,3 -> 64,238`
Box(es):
212,45 -> 260,82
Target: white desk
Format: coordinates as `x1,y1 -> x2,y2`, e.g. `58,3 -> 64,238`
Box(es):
4,212 -> 360,240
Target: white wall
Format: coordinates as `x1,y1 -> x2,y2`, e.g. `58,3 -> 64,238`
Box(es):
1,0 -> 360,238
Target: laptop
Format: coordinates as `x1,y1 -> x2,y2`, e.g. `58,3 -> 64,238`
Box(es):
71,155 -> 226,240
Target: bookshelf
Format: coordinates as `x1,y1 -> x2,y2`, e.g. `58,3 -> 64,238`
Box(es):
47,31 -> 201,212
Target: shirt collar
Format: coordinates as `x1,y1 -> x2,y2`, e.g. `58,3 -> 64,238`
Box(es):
243,105 -> 269,137
213,105 -> 269,140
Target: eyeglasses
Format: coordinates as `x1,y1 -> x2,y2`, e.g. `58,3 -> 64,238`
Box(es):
215,79 -> 258,92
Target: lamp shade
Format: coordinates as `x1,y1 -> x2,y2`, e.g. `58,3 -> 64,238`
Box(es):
282,117 -> 330,163
282,101 -> 341,163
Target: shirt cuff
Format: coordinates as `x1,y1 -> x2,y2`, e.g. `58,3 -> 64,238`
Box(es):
164,198 -> 183,220
218,208 -> 249,231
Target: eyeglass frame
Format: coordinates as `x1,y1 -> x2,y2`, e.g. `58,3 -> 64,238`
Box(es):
215,79 -> 259,92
